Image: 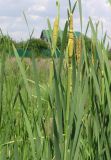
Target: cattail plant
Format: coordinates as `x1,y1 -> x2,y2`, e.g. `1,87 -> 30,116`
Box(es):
64,10 -> 74,160
2,1 -> 111,160
66,12 -> 74,122
49,17 -> 59,86
49,1 -> 59,87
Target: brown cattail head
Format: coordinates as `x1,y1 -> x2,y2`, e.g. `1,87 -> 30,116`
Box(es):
68,13 -> 74,59
76,36 -> 82,64
52,16 -> 59,51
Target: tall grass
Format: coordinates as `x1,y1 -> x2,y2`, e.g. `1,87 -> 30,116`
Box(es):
0,0 -> 111,159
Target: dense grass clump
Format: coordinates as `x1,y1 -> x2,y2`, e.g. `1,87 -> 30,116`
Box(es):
0,0 -> 111,160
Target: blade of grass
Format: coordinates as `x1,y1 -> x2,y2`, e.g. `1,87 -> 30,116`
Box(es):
12,44 -> 31,99
19,92 -> 36,160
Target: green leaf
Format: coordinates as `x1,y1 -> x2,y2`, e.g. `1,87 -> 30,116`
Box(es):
71,77 -> 88,159
61,21 -> 68,53
108,0 -> 111,5
19,92 -> 36,160
53,114 -> 61,160
78,0 -> 82,31
68,0 -> 72,12
72,1 -> 77,13
12,44 -> 31,98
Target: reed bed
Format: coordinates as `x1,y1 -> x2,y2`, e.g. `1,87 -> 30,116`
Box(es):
0,0 -> 111,159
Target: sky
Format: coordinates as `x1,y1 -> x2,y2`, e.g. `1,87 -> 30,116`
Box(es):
0,0 -> 111,43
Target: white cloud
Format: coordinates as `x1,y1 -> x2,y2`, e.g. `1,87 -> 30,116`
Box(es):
0,0 -> 111,45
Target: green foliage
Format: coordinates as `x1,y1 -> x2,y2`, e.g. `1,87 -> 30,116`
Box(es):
0,0 -> 111,159
14,38 -> 49,57
0,33 -> 93,58
108,0 -> 111,5
27,38 -> 49,50
0,34 -> 15,56
27,38 -> 50,57
0,35 -> 50,57
84,36 -> 92,52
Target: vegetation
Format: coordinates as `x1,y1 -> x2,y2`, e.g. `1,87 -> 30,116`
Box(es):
0,31 -> 93,58
0,0 -> 111,160
0,35 -> 50,57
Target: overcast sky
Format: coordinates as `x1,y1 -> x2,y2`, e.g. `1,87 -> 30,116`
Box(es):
0,0 -> 111,43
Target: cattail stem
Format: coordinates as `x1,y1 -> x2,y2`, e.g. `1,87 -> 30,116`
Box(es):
64,12 -> 74,160
66,13 -> 74,124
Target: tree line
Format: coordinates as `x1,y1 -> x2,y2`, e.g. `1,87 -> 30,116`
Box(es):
0,34 -> 110,58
